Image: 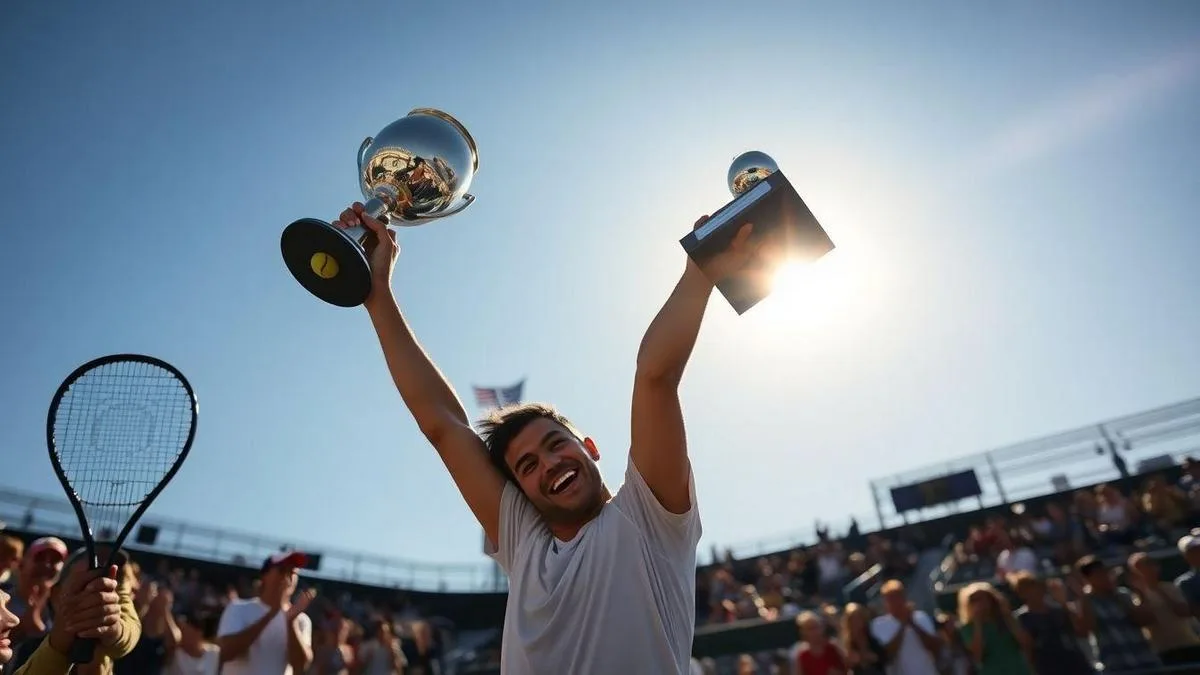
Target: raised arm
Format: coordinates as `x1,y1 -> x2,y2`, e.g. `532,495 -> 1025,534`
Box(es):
631,217 -> 757,513
337,204 -> 506,544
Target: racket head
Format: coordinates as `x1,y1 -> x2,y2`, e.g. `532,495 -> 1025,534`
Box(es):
46,353 -> 198,566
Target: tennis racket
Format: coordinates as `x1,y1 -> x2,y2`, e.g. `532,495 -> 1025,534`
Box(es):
46,354 -> 198,664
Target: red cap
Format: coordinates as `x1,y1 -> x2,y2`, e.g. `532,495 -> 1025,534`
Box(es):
261,550 -> 307,573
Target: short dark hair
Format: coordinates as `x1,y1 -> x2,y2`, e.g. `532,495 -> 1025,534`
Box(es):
477,403 -> 581,482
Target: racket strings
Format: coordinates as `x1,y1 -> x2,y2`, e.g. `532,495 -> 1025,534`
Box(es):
53,360 -> 192,540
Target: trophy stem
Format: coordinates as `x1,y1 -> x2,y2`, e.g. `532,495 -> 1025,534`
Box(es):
363,196 -> 389,220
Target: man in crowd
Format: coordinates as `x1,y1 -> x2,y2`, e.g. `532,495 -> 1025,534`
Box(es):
216,551 -> 314,675
0,538 -> 67,645
1073,555 -> 1161,672
1008,572 -> 1092,675
334,202 -> 759,673
11,547 -> 140,675
869,580 -> 940,675
1127,551 -> 1200,665
1176,531 -> 1200,620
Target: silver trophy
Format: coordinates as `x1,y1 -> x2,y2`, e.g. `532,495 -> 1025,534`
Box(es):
680,149 -> 834,315
281,108 -> 479,307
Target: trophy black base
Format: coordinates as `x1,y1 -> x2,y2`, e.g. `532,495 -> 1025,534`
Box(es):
281,218 -> 372,308
680,170 -> 835,315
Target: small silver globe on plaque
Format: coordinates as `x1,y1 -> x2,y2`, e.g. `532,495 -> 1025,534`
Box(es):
281,108 -> 479,307
727,150 -> 779,196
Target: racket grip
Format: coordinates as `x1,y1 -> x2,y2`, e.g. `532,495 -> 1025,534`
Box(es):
69,637 -> 99,664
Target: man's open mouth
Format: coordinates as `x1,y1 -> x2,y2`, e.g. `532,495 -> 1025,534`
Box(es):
548,468 -> 579,495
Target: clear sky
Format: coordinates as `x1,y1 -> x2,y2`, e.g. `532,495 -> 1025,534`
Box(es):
2,1 -> 1198,574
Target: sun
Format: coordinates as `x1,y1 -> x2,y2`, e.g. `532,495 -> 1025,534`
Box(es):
744,244 -> 883,340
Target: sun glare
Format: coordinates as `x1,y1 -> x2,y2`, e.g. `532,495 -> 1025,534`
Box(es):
743,243 -> 885,345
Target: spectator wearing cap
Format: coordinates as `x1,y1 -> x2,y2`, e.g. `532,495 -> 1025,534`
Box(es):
3,538 -> 68,644
1175,531 -> 1200,620
10,546 -> 140,675
216,551 -> 314,675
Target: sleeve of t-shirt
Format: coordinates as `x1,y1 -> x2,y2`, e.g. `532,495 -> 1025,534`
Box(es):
484,481 -> 544,572
869,615 -> 900,644
912,611 -> 936,635
216,602 -> 249,638
612,456 -> 702,552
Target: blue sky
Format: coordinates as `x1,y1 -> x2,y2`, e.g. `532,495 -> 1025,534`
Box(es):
1,1 -> 1198,576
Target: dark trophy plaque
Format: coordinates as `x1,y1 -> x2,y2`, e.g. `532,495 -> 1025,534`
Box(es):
680,152 -> 835,315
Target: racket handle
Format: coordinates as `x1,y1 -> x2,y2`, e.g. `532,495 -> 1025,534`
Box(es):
69,637 -> 99,664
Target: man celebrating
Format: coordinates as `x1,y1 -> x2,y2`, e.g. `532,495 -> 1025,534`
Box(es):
334,202 -> 757,673
216,551 -> 315,675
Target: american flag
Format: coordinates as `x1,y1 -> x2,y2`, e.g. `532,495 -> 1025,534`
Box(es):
473,379 -> 525,411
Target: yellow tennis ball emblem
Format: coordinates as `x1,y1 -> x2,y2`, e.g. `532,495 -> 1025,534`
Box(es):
310,252 -> 339,279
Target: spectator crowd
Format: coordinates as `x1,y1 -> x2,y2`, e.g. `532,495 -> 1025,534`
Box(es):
0,538 -> 443,675
0,458 -> 1197,675
691,459 -> 1200,674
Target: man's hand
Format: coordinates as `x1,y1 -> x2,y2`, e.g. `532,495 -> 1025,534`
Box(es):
48,565 -> 123,652
287,589 -> 316,621
687,216 -> 761,284
19,582 -> 50,636
333,202 -> 398,304
263,581 -> 290,613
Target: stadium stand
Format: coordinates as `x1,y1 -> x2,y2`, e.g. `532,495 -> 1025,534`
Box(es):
1,397 -> 1198,674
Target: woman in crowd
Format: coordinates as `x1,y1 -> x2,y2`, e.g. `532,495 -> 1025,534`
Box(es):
356,620 -> 406,675
957,581 -> 1033,675
402,621 -> 439,675
838,603 -> 883,675
933,612 -> 972,675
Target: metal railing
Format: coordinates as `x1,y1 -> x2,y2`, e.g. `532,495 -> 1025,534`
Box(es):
867,397 -> 1200,530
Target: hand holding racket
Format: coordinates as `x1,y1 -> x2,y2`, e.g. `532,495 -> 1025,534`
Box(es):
47,354 -> 197,664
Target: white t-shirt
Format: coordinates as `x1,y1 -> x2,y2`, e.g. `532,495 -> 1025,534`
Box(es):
869,611 -> 940,675
486,457 -> 703,674
167,643 -> 220,675
996,547 -> 1039,576
217,598 -> 313,675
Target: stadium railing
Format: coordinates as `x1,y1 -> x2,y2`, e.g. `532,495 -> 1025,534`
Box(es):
0,485 -> 504,593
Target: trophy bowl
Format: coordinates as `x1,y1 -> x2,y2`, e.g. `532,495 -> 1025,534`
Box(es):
727,151 -> 778,196
281,108 -> 479,307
